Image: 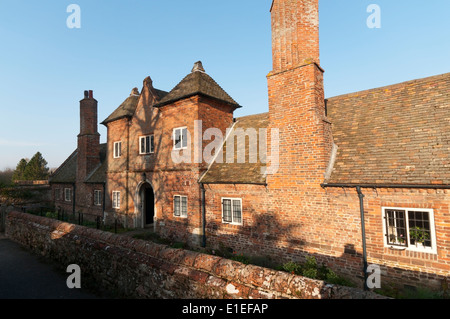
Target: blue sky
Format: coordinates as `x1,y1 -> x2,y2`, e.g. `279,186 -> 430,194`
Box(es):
0,0 -> 449,170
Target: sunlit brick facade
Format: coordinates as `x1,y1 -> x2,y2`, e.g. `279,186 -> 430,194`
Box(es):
50,0 -> 449,291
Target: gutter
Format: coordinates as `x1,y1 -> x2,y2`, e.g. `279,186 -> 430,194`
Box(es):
321,183 -> 450,189
201,181 -> 267,186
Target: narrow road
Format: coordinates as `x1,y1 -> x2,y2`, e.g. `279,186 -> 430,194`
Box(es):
0,234 -> 102,299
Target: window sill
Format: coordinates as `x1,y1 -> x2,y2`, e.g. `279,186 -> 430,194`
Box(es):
385,245 -> 438,255
222,222 -> 243,226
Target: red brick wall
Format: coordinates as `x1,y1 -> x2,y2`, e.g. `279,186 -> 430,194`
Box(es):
77,95 -> 100,182
6,211 -> 385,299
271,0 -> 320,72
202,184 -> 450,290
103,81 -> 235,238
52,183 -> 74,213
52,183 -> 103,218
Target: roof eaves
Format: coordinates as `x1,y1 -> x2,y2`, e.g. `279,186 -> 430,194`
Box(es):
153,92 -> 242,109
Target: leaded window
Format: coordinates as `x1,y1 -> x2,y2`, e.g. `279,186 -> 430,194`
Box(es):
383,207 -> 436,253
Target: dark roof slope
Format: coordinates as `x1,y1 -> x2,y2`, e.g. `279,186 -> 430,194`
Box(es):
325,72 -> 450,185
50,144 -> 107,184
49,150 -> 78,184
200,113 -> 269,184
154,62 -> 241,109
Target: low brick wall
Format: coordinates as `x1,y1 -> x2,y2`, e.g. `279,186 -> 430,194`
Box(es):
5,211 -> 385,299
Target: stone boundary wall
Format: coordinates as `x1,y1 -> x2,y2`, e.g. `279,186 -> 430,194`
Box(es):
5,211 -> 385,299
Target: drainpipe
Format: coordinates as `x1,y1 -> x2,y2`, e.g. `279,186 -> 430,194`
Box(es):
200,183 -> 206,248
356,186 -> 369,291
102,182 -> 106,223
72,183 -> 76,215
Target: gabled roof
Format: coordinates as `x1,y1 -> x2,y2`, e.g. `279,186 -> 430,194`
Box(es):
49,144 -> 107,184
154,61 -> 241,109
101,88 -> 168,125
200,113 -> 269,185
325,72 -> 450,186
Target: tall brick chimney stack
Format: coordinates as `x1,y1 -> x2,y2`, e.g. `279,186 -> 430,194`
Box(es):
267,0 -> 333,192
77,90 -> 100,181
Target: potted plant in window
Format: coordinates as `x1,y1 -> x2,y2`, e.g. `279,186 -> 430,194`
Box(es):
409,227 -> 429,248
398,234 -> 406,245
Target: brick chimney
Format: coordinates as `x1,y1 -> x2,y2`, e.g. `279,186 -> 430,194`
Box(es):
267,0 -> 333,188
77,90 -> 100,181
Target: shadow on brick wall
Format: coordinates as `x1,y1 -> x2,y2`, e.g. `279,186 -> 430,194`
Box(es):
159,210 -> 449,297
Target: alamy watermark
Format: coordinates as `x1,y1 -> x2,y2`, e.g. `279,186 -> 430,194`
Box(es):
366,264 -> 381,289
66,4 -> 81,29
66,264 -> 81,289
367,4 -> 381,29
170,121 -> 280,176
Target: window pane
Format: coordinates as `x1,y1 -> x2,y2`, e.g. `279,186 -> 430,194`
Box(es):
223,199 -> 232,223
140,137 -> 145,154
182,128 -> 188,148
174,129 -> 182,149
181,197 -> 187,217
174,196 -> 180,216
145,136 -> 150,154
232,200 -> 242,224
95,191 -> 102,206
408,211 -> 432,247
150,135 -> 155,153
113,192 -> 120,208
385,210 -> 407,247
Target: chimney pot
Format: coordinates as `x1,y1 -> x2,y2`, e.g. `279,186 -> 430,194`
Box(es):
89,90 -> 93,99
84,91 -> 89,99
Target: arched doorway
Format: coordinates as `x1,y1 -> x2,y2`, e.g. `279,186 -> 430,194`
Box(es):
139,182 -> 155,228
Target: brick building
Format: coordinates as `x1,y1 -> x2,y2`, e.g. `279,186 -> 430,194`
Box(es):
50,0 -> 449,291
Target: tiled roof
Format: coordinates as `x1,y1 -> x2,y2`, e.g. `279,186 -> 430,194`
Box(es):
200,113 -> 269,184
202,73 -> 450,186
49,150 -> 78,184
101,89 -> 167,125
154,61 -> 241,109
325,72 -> 450,185
50,144 -> 107,184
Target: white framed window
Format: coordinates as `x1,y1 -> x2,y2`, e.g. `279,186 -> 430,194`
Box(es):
140,135 -> 155,154
173,127 -> 188,150
94,190 -> 102,206
64,188 -> 72,202
382,207 -> 437,254
174,195 -> 188,218
114,141 -> 122,158
112,191 -> 121,209
222,198 -> 242,225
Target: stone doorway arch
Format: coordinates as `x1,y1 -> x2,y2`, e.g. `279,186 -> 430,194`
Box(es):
136,181 -> 155,229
